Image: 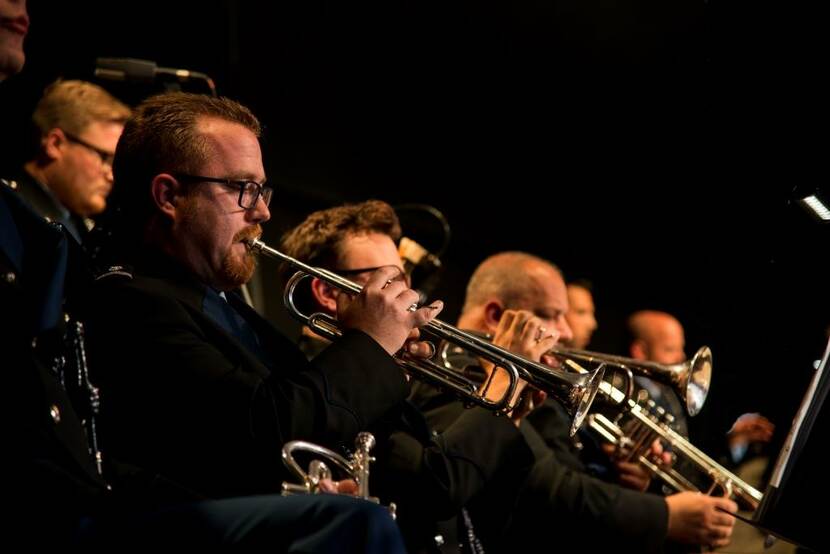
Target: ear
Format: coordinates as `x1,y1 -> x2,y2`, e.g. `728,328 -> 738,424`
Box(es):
41,129 -> 66,161
630,339 -> 648,360
482,300 -> 505,333
150,173 -> 184,222
310,277 -> 338,315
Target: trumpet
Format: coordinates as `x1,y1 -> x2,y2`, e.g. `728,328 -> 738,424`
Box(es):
247,238 -> 604,435
441,337 -> 760,510
588,381 -> 763,511
551,346 -> 713,416
281,432 -> 396,516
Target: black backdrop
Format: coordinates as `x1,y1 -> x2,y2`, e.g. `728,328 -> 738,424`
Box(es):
1,0 -> 824,454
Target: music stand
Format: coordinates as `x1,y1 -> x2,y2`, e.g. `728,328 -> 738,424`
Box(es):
753,336 -> 830,552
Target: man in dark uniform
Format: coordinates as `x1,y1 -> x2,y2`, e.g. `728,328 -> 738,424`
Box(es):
84,92 -> 444,501
2,180 -> 408,550
279,200 -> 536,552
1,5 -> 405,548
13,79 -> 130,244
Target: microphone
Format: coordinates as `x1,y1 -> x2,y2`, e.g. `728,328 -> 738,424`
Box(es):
94,58 -> 216,96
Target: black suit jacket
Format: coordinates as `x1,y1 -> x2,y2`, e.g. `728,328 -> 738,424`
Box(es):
299,333 -> 535,552
410,380 -> 670,553
2,182 -> 196,545
85,252 -> 410,499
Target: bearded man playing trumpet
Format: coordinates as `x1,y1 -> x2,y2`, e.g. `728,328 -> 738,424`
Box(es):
84,93 -> 443,505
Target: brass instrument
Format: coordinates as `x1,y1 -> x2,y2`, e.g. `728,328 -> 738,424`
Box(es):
281,432 -> 396,515
551,346 -> 712,416
441,336 -> 760,510
247,238 -> 604,435
588,381 -> 763,510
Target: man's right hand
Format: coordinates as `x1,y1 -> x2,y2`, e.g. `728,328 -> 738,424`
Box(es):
337,266 -> 443,355
665,492 -> 737,549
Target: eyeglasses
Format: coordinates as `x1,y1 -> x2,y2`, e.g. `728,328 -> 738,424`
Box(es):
62,130 -> 116,168
333,265 -> 411,287
174,173 -> 273,210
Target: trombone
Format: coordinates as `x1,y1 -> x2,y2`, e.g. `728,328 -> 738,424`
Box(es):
247,238 -> 604,435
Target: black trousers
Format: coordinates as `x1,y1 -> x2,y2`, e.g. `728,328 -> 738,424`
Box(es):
75,494 -> 404,552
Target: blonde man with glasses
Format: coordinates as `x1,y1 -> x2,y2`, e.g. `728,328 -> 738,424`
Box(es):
14,79 -> 130,242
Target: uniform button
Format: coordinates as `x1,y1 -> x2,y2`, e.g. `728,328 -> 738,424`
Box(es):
3,272 -> 14,283
434,535 -> 445,547
7,180 -> 17,190
50,405 -> 61,424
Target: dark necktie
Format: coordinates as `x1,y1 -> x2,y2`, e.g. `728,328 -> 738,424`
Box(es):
201,287 -> 273,368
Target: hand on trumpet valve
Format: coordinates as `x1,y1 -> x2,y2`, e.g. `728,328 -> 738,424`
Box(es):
476,310 -> 559,425
492,310 -> 560,364
601,439 -> 671,492
404,329 -> 436,359
337,266 -> 443,355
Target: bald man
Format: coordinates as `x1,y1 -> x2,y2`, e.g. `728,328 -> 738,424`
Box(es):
627,310 -> 690,436
627,310 -> 774,464
629,310 -> 686,365
411,252 -> 738,553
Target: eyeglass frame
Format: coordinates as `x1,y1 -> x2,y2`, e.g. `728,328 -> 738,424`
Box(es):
173,173 -> 273,210
62,130 -> 116,168
332,265 -> 411,287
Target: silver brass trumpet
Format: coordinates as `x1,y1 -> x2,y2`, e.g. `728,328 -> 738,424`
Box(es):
246,238 -> 604,435
551,346 -> 713,416
281,432 -> 396,517
587,382 -> 763,510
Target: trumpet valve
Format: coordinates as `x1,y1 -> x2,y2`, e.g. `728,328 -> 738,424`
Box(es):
308,459 -> 332,488
355,432 -> 376,452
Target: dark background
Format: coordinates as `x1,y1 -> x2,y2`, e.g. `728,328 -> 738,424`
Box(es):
1,0 -> 824,454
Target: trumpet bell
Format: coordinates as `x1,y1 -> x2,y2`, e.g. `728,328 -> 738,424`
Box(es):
685,346 -> 712,416
569,361 -> 606,435
551,345 -> 714,416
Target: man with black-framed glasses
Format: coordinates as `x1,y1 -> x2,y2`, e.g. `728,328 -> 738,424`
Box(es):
173,173 -> 274,210
13,79 -> 130,243
84,92 -> 444,507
